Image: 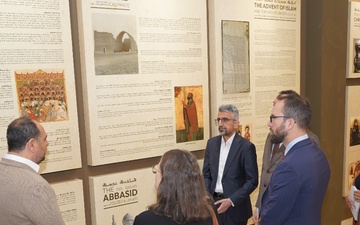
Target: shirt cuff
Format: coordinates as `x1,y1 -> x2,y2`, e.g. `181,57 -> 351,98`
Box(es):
228,198 -> 234,207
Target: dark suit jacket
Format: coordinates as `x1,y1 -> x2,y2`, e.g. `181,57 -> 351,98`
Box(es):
260,138 -> 330,225
255,131 -> 320,209
202,133 -> 258,222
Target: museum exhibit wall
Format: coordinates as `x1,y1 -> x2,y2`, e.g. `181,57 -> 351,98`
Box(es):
0,0 -> 359,224
304,0 -> 360,224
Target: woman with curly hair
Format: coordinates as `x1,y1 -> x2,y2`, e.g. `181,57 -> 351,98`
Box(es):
134,149 -> 217,225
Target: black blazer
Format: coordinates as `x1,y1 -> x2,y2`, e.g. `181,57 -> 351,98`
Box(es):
134,210 -> 213,225
203,133 -> 258,222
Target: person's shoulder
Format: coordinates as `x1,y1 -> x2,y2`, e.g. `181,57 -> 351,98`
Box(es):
1,159 -> 46,182
134,210 -> 157,223
266,132 -> 272,139
209,135 -> 221,140
189,219 -> 213,225
300,138 -> 322,153
134,210 -> 176,225
234,133 -> 254,146
134,210 -> 150,225
136,210 -> 155,217
207,135 -> 221,143
307,129 -> 320,146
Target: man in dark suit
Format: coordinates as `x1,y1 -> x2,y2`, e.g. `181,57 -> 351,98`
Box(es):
203,104 -> 258,225
259,90 -> 330,225
252,91 -> 321,224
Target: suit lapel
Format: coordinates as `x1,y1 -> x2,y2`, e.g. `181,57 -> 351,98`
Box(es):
267,152 -> 283,173
259,135 -> 272,172
213,136 -> 222,173
268,144 -> 285,168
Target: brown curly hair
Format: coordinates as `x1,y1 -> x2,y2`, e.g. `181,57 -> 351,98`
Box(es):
149,149 -> 213,224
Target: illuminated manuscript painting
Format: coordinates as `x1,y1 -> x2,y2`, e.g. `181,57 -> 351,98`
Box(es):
15,69 -> 69,123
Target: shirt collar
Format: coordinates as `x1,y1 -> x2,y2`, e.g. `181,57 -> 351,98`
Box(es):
3,153 -> 40,173
221,132 -> 236,146
284,134 -> 309,156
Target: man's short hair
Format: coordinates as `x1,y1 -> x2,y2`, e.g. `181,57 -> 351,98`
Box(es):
276,90 -> 312,129
218,104 -> 239,121
7,117 -> 40,152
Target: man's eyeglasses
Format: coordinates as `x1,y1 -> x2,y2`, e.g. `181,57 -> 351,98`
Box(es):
269,115 -> 290,123
214,117 -> 235,123
152,165 -> 160,174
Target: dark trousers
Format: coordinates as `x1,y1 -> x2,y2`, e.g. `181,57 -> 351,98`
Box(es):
213,194 -> 247,225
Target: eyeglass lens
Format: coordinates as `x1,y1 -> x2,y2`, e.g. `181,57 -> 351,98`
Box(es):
215,117 -> 231,123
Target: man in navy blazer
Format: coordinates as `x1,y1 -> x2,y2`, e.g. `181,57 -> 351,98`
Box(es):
203,104 -> 258,225
259,90 -> 330,225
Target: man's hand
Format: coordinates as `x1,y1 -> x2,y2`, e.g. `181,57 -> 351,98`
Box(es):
354,190 -> 360,202
214,198 -> 232,214
345,195 -> 355,210
252,210 -> 260,225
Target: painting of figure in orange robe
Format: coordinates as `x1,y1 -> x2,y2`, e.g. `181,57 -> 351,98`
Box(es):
183,92 -> 198,141
174,86 -> 203,143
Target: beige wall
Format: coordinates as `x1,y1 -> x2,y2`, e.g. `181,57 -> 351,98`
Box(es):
41,0 -> 360,224
303,0 -> 360,223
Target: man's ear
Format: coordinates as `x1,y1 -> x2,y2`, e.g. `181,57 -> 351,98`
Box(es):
286,118 -> 296,130
26,138 -> 36,153
234,120 -> 240,128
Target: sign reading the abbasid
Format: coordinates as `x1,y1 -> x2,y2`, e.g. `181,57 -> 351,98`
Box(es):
89,167 -> 156,225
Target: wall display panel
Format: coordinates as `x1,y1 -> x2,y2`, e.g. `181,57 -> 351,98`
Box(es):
0,0 -> 82,173
208,0 -> 301,213
77,0 -> 210,166
347,1 -> 360,78
51,179 -> 86,225
343,86 -> 360,196
208,0 -> 301,141
341,217 -> 354,225
341,218 -> 353,225
89,167 -> 156,225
